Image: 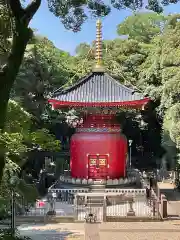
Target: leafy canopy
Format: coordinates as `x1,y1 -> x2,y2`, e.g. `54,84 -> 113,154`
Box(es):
117,12 -> 167,43
0,100 -> 60,203
12,35 -> 74,120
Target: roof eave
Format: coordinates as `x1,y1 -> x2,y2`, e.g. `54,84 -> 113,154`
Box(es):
48,97 -> 150,109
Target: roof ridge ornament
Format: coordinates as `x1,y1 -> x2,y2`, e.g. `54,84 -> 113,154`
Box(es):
92,19 -> 105,73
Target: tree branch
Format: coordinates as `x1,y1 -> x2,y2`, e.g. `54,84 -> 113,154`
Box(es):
24,0 -> 42,25
8,0 -> 25,20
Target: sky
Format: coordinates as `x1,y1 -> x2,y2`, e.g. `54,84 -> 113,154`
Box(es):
30,1 -> 180,55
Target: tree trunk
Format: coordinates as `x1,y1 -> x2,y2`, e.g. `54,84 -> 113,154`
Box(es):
0,26 -> 32,182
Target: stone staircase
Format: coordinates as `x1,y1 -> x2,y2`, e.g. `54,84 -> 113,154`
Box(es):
87,182 -> 105,208
89,181 -> 106,193
86,195 -> 104,207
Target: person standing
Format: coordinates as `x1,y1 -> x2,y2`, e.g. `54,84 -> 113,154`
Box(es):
146,187 -> 150,205
150,177 -> 154,189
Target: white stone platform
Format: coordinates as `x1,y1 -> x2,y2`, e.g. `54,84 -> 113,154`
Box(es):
58,175 -> 136,186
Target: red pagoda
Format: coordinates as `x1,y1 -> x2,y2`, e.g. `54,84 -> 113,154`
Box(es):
48,20 -> 150,181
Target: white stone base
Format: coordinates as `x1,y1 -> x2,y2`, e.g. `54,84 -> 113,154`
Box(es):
59,175 -> 137,186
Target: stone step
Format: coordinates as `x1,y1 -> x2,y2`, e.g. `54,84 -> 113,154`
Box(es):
89,183 -> 106,193
87,197 -> 104,203
86,196 -> 104,207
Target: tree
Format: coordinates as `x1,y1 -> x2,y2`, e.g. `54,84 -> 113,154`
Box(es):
74,37 -> 149,86
117,12 -> 167,43
0,100 -> 60,210
75,43 -> 91,56
138,14 -> 180,169
12,35 -> 73,120
160,16 -> 180,153
0,2 -> 11,66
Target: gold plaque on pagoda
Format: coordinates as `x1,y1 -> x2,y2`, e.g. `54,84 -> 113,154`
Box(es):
90,159 -> 96,165
99,158 -> 106,165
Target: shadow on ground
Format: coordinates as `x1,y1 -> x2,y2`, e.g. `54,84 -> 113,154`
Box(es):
18,225 -> 83,240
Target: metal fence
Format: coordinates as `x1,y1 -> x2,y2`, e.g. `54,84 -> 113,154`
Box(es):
74,191 -> 161,222
106,195 -> 159,219
15,188 -> 160,221
22,207 -> 47,216
15,202 -> 47,217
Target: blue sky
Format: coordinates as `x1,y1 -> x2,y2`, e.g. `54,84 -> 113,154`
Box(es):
30,1 -> 180,55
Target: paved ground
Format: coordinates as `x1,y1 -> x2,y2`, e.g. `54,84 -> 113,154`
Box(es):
18,223 -> 84,240
158,182 -> 175,190
18,221 -> 180,240
19,180 -> 180,239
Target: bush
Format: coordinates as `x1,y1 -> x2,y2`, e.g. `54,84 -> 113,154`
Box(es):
0,197 -> 11,220
0,229 -> 31,240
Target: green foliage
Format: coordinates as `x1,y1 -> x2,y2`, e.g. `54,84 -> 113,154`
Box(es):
73,37 -> 148,86
4,100 -> 60,153
29,128 -> 60,151
117,13 -> 167,43
47,0 -> 173,32
0,228 -> 31,240
163,104 -> 180,148
132,13 -> 180,169
0,197 -> 10,219
0,1 -> 11,59
12,36 -> 74,120
5,100 -> 31,133
75,43 -> 91,56
17,179 -> 39,202
0,100 -> 60,215
2,133 -> 27,166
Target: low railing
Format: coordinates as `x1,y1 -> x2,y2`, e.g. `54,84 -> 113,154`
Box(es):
48,188 -> 146,195
22,207 -> 46,216
74,191 -> 161,222
148,188 -> 162,219
105,189 -> 146,194
57,175 -> 137,186
49,188 -> 89,194
16,187 -> 161,221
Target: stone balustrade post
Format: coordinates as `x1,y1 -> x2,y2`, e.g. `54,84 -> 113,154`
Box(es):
152,197 -> 156,217
103,196 -> 107,222
127,197 -> 135,216
74,195 -> 78,221
161,194 -> 167,218
49,199 -> 54,211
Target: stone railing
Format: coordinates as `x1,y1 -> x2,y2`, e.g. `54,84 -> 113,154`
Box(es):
146,188 -> 162,219
105,188 -> 146,194
49,188 -> 89,193
48,188 -> 146,195
58,175 -> 137,186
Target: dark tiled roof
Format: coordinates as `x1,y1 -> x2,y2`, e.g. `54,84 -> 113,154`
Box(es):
51,72 -> 144,103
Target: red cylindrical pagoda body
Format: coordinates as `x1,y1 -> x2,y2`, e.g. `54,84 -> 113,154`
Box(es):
70,114 -> 127,179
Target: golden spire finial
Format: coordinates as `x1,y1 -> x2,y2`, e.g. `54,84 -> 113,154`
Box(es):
93,19 -> 105,72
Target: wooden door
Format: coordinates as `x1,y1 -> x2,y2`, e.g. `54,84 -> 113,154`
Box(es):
88,155 -> 108,179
